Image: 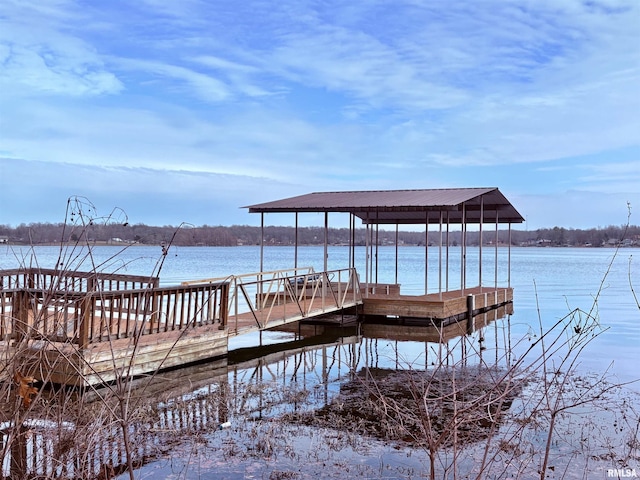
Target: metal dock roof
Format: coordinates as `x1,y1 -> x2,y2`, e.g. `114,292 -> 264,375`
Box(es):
245,188 -> 524,224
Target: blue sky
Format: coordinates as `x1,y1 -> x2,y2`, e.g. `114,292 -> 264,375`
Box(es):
0,0 -> 638,230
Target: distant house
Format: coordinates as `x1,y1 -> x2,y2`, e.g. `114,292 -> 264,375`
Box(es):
0,235 -> 8,244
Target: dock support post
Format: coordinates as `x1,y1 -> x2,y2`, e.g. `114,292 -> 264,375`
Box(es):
446,212 -> 450,292
323,212 -> 328,309
508,223 -> 512,288
479,196 -> 483,289
364,214 -> 369,297
294,212 -> 298,269
375,210 -> 379,284
424,211 -> 429,295
466,294 -> 474,335
395,224 -> 399,285
495,212 -> 499,288
461,203 -> 466,294
438,211 -> 443,298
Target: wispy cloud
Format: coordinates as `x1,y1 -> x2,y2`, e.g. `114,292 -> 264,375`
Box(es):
0,0 -> 638,227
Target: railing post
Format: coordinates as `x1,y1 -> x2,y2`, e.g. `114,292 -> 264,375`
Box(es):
78,295 -> 92,349
149,290 -> 159,334
233,278 -> 239,334
87,276 -> 96,292
219,283 -> 229,330
12,289 -> 29,344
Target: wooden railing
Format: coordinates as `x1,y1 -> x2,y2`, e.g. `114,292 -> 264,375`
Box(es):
2,281 -> 229,348
0,268 -> 158,292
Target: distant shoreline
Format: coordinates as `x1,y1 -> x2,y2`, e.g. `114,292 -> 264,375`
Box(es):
1,223 -> 639,249
1,241 -> 637,249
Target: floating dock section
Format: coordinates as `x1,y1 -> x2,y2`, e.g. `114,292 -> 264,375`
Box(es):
0,268 -> 229,386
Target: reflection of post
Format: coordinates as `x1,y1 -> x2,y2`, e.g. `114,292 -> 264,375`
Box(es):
10,424 -> 28,478
218,380 -> 230,425
350,341 -> 357,380
506,314 -> 512,366
461,335 -> 467,368
425,341 -> 428,367
258,361 -> 264,419
322,346 -> 328,405
495,315 -> 500,364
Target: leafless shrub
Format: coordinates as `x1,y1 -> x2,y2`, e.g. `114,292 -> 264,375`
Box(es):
0,197 -> 214,479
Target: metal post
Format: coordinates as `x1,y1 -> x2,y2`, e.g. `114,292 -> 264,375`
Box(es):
446,211 -> 450,292
369,220 -> 374,291
324,212 -> 329,273
295,212 -> 299,270
260,212 -> 264,304
348,213 -> 353,271
323,211 -> 328,308
425,211 -> 429,295
395,223 -> 399,285
495,212 -> 499,288
461,203 -> 466,293
365,214 -> 370,297
439,211 -> 443,297
508,223 -> 512,288
479,196 -> 483,289
375,210 -> 379,284
352,213 -> 356,270
260,213 -> 264,274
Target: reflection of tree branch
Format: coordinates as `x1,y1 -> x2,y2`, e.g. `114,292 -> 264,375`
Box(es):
630,256 -> 639,311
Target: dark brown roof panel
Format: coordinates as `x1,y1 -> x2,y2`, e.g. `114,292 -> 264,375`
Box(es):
244,188 -> 524,224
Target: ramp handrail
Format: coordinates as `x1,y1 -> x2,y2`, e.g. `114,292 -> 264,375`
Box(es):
183,267 -> 362,333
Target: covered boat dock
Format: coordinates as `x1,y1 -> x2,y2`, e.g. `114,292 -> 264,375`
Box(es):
245,187 -> 524,325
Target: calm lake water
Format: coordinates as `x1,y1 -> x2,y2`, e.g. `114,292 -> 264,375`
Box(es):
2,244 -> 638,383
1,244 -> 639,478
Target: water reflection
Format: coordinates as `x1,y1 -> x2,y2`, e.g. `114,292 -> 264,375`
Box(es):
1,307 -> 512,479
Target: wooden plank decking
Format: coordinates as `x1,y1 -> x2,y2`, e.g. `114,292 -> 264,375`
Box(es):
1,267 -> 513,387
361,286 -> 513,322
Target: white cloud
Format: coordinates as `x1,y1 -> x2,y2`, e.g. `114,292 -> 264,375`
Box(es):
0,0 -> 638,228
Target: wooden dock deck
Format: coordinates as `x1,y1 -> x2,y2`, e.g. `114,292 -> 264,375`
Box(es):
1,267 -> 512,387
1,268 -> 230,385
362,286 -> 513,324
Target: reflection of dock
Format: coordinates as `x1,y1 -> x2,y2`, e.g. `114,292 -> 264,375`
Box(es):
363,303 -> 512,343
0,295 -> 511,479
0,333 -> 361,479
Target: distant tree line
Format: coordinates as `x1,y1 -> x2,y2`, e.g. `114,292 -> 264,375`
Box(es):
1,222 -> 639,247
